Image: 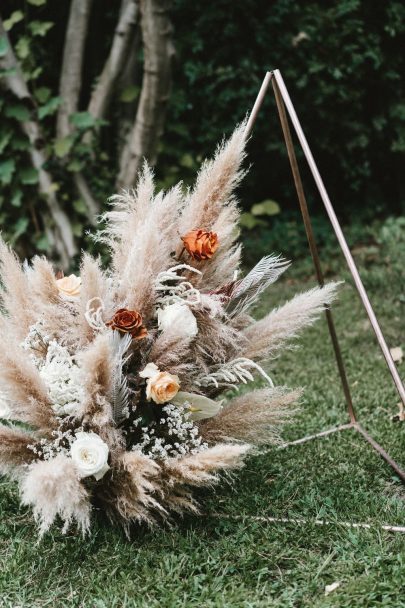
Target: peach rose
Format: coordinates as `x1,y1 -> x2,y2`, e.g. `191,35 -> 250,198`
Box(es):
106,308 -> 147,340
56,274 -> 81,298
140,363 -> 180,404
181,229 -> 218,260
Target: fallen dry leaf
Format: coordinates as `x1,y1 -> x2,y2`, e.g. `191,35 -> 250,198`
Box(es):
390,346 -> 403,364
392,402 -> 405,423
325,581 -> 341,596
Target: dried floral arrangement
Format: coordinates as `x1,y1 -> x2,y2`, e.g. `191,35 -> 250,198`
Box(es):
0,123 -> 338,536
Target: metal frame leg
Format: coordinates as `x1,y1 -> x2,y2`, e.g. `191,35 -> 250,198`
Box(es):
244,70 -> 405,482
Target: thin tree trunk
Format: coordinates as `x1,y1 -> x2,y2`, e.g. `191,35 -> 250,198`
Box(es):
0,18 -> 76,267
117,0 -> 174,188
56,0 -> 93,138
56,0 -> 100,223
88,0 -> 138,121
116,31 -> 141,158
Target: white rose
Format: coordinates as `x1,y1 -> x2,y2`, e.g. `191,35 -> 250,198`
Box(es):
157,303 -> 198,338
70,432 -> 110,480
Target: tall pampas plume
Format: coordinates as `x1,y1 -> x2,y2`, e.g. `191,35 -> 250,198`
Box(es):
0,124 -> 340,536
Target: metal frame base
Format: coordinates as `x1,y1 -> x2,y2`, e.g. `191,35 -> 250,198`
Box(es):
244,70 -> 405,483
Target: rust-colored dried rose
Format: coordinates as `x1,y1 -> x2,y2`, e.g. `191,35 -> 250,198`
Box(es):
181,229 -> 218,260
106,308 -> 147,339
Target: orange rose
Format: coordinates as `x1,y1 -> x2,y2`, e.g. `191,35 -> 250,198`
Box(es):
181,229 -> 218,260
106,308 -> 147,340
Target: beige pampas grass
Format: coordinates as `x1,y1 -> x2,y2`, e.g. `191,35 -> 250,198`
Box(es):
200,388 -> 301,445
0,342 -> 55,430
178,122 -> 247,237
243,283 -> 340,361
20,455 -> 91,536
0,123 -> 340,537
0,238 -> 36,338
0,424 -> 37,473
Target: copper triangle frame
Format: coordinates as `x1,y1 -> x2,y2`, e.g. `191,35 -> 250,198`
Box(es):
244,70 -> 405,483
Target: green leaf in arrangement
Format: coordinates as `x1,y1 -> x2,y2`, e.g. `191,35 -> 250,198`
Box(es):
38,97 -> 61,119
54,135 -> 74,158
119,85 -> 139,103
251,199 -> 281,217
28,21 -> 54,37
3,11 -> 24,32
27,0 -> 47,5
69,112 -> 97,129
20,167 -> 39,185
0,36 -> 8,58
0,159 -> 16,184
5,104 -> 30,121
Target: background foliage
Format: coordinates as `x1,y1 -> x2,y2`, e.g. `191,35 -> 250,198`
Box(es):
0,0 -> 404,263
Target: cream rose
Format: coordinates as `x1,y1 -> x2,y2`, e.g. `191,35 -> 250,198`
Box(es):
157,302 -> 198,338
70,432 -> 110,480
140,363 -> 180,404
56,274 -> 81,298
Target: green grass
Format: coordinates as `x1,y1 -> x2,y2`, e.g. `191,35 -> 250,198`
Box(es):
1,224 -> 404,607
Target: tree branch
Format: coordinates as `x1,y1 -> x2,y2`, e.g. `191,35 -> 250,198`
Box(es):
0,17 -> 77,267
117,0 -> 174,188
88,0 -> 138,121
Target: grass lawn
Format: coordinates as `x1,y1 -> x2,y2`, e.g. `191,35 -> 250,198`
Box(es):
0,222 -> 404,607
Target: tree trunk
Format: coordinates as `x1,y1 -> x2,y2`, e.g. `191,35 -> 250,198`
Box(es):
56,0 -> 93,138
0,18 -> 76,267
88,0 -> 138,122
56,0 -> 100,223
117,0 -> 174,188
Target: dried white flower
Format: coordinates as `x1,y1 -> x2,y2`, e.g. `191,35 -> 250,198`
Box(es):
157,302 -> 198,338
38,340 -> 85,416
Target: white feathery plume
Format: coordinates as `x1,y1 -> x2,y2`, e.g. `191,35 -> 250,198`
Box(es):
195,357 -> 273,390
107,331 -> 132,423
228,254 -> 291,316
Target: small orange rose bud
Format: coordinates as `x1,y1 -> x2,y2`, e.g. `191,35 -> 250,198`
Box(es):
181,229 -> 218,260
106,308 -> 147,340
